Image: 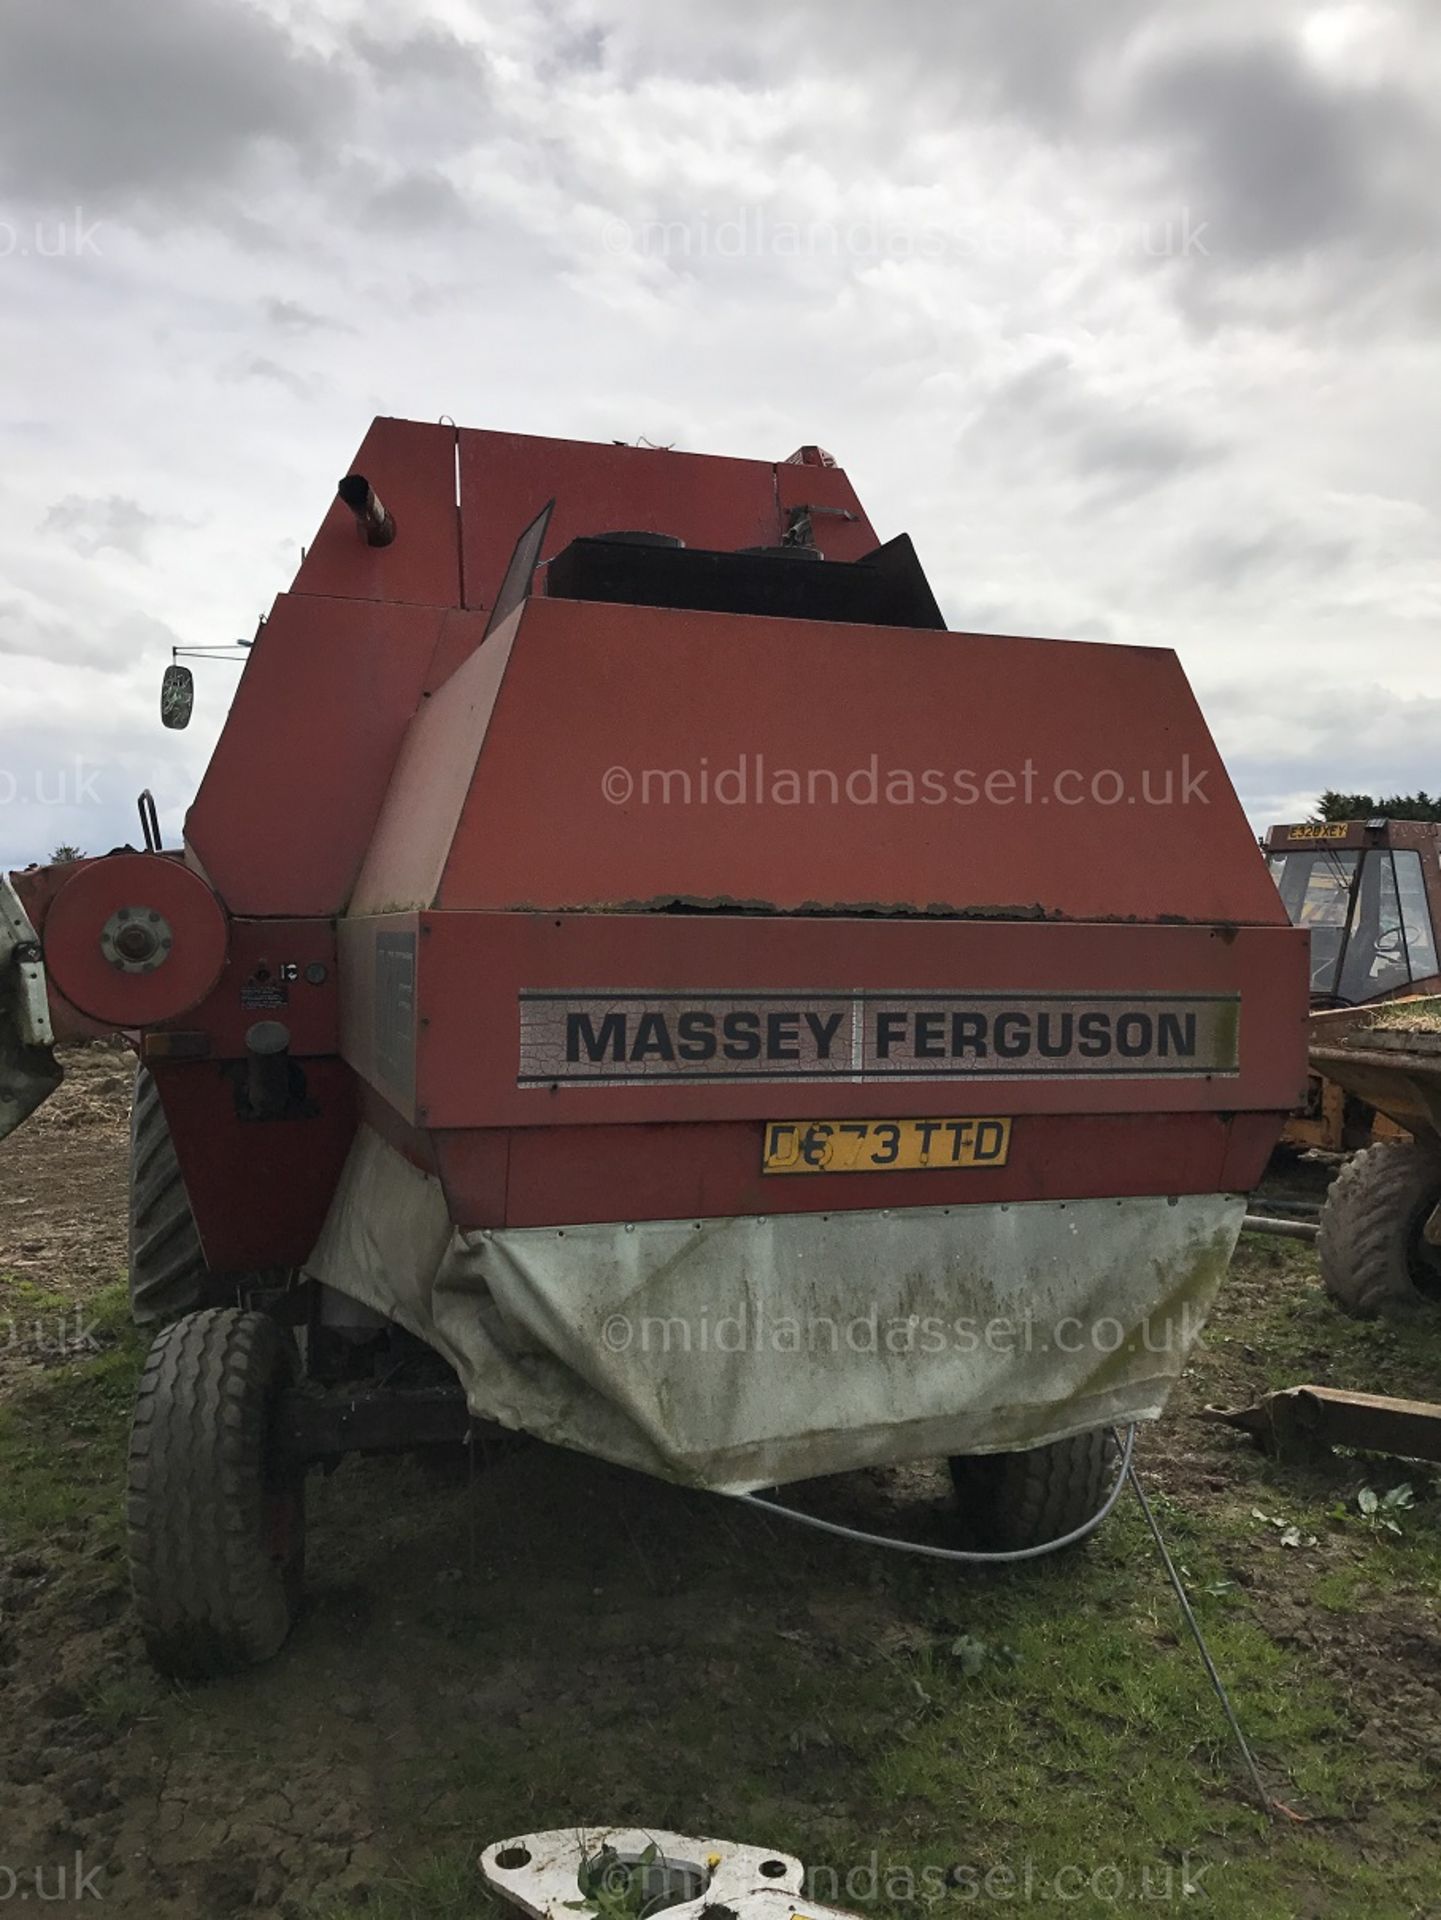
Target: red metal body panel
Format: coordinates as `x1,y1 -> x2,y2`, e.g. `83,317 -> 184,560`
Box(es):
457,429 -> 878,613
350,616 -> 519,916
403,914 -> 1306,1129
290,418 -> 460,608
422,606 -> 499,696
424,598 -> 1284,924
150,1059 -> 356,1270
149,919 -> 339,1057
185,595 -> 446,917
1219,1112 -> 1283,1189
433,1111 -> 1269,1231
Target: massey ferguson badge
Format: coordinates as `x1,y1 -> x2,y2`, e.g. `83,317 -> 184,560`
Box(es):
518,990 -> 1240,1084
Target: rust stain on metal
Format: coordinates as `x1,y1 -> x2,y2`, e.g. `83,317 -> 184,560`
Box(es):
497,899 -> 1243,924
510,896 -> 1058,921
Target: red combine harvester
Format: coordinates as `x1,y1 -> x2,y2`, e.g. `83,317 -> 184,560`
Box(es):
0,420 -> 1309,1677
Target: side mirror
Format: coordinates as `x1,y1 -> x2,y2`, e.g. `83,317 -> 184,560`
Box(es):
160,663 -> 194,730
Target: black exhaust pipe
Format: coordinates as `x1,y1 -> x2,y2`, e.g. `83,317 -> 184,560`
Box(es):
337,473 -> 396,547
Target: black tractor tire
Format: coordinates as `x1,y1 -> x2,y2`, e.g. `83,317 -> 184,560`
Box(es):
948,1429 -> 1117,1552
128,1065 -> 217,1327
127,1309 -> 306,1679
1318,1140 -> 1441,1316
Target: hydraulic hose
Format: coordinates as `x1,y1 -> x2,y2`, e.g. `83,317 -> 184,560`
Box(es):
730,1423 -> 1137,1564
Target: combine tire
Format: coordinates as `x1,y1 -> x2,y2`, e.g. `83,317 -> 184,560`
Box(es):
128,1065 -> 215,1326
127,1309 -> 305,1679
948,1429 -> 1117,1552
1318,1141 -> 1441,1316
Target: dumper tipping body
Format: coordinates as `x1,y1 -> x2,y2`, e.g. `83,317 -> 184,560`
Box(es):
18,420 -> 1310,1488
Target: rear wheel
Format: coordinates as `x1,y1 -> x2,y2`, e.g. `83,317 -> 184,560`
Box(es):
1318,1141 -> 1441,1316
128,1065 -> 217,1325
127,1308 -> 305,1679
948,1429 -> 1117,1552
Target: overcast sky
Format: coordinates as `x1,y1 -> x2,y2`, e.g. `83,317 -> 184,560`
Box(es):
1,0 -> 1438,868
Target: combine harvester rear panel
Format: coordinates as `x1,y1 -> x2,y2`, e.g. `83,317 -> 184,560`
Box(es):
5,419 -> 1310,1672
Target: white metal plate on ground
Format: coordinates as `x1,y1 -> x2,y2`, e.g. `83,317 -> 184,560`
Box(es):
480,1829 -> 859,1920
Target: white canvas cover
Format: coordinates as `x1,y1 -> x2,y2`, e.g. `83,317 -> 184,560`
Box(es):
305,1125 -> 1243,1493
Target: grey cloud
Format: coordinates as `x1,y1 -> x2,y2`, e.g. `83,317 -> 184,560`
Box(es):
0,596 -> 39,655
548,6 -> 1441,333
1186,525 -> 1356,590
0,596 -> 171,671
0,704 -> 194,871
43,495 -> 164,559
544,23 -> 608,75
964,354 -> 1222,494
360,169 -> 476,232
0,0 -> 352,203
1124,33 -> 1440,264
1074,417 -> 1213,485
553,0 -> 1151,122
827,0 -> 1153,128
263,297 -> 346,334
350,25 -> 490,88
1208,677 -> 1441,826
231,357 -> 318,399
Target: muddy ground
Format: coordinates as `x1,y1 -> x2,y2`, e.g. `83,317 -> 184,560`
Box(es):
1,1049 -> 1439,1918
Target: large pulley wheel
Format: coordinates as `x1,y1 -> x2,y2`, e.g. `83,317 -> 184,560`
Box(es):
127,1309 -> 306,1678
1318,1141 -> 1441,1317
947,1429 -> 1117,1552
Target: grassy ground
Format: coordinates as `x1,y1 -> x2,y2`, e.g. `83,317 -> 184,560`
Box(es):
1366,996 -> 1441,1032
2,1056 -> 1440,1918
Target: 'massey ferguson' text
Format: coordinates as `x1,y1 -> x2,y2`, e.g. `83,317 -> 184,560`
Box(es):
516,991 -> 1240,1085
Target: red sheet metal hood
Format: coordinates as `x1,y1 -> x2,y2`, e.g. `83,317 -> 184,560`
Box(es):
347,593 -> 1283,927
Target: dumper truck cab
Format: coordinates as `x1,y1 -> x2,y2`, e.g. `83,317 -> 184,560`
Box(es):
1264,818 -> 1441,1151
2,420 -> 1309,1676
1264,819 -> 1441,1009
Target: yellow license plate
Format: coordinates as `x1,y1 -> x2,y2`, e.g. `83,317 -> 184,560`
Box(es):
762,1117 -> 1012,1174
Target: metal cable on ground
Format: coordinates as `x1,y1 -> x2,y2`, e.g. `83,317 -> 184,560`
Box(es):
1124,1445 -> 1281,1819
730,1422 -> 1286,1822
729,1422 -> 1136,1563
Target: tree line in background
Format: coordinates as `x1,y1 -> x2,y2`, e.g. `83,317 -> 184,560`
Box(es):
1314,792 -> 1441,823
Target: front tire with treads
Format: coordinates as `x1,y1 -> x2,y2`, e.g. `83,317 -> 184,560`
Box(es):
1318,1140 -> 1441,1316
127,1308 -> 305,1679
128,1065 -> 212,1326
948,1429 -> 1117,1552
